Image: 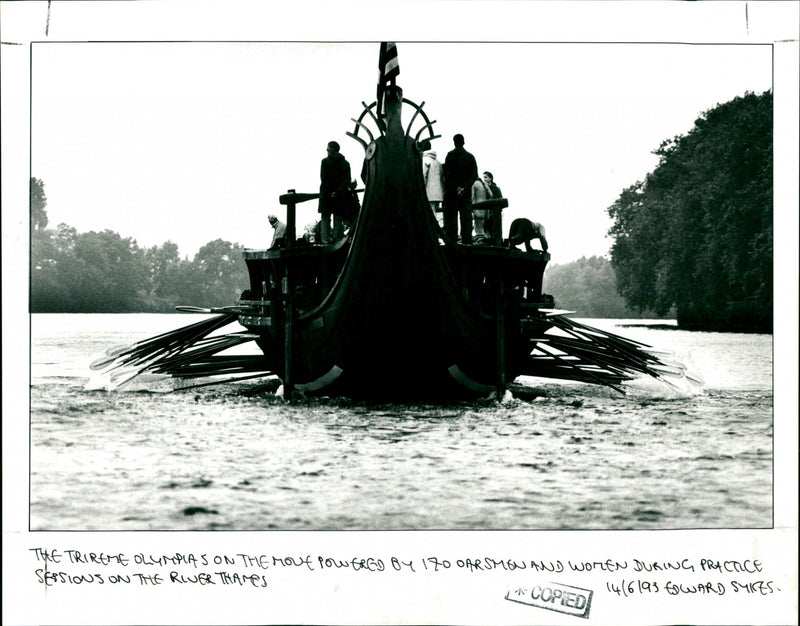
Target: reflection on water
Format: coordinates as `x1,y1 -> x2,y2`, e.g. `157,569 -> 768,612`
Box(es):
29,314 -> 773,530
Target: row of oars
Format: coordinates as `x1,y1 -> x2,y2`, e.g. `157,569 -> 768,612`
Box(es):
90,313 -> 275,391
521,315 -> 685,393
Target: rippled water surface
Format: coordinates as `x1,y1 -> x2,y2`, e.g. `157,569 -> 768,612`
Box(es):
30,314 -> 773,530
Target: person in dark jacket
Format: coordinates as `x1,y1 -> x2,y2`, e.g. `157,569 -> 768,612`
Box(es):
443,134 -> 478,244
319,141 -> 352,244
482,171 -> 502,199
507,217 -> 548,253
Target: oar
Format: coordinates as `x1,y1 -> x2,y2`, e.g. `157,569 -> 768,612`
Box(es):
173,371 -> 277,391
90,314 -> 238,370
159,355 -> 270,378
149,335 -> 257,374
529,343 -> 627,393
123,313 -> 238,352
564,316 -> 653,347
549,319 -> 662,374
542,319 -> 689,390
531,331 -> 655,386
540,335 -> 641,369
543,335 -> 656,378
90,350 -> 132,371
521,361 -> 628,387
108,367 -> 145,389
170,364 -> 272,379
537,327 -> 655,375
112,315 -> 239,369
175,305 -> 255,314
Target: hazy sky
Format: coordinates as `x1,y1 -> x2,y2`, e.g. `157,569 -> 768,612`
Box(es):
30,41 -> 772,263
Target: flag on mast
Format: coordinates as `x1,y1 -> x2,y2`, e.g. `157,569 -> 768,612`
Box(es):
376,42 -> 400,122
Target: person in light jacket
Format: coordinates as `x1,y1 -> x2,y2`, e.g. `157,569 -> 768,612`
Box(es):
268,214 -> 287,249
421,141 -> 445,226
471,176 -> 493,243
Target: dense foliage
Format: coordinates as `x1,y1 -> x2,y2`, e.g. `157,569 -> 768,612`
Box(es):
543,256 -> 664,319
30,178 -> 250,313
29,177 -> 663,318
606,91 -> 772,331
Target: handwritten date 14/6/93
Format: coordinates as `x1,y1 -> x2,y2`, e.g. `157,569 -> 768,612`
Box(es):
606,580 -> 776,597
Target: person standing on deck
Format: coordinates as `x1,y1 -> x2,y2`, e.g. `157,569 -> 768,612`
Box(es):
482,171 -> 503,243
483,171 -> 502,200
443,134 -> 478,244
268,214 -> 286,249
319,141 -> 352,244
470,175 -> 493,243
421,140 -> 445,227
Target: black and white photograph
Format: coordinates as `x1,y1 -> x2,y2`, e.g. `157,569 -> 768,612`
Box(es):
26,39 -> 776,532
3,2 -> 798,625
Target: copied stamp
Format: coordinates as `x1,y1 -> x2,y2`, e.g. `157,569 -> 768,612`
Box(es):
505,581 -> 593,619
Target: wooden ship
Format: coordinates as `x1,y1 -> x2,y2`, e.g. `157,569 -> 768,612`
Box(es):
92,43 -> 685,400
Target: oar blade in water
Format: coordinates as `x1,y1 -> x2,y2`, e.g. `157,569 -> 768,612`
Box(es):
87,312 -> 278,392
522,314 -> 692,393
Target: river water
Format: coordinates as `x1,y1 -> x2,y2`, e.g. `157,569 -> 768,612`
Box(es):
29,314 -> 773,531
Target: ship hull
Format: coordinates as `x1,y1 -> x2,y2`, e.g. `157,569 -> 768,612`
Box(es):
239,111 -> 551,399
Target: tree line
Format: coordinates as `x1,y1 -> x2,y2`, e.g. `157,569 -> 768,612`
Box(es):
606,91 -> 772,332
30,177 -> 651,318
543,256 -> 665,319
30,177 -> 250,313
32,84 -> 773,329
